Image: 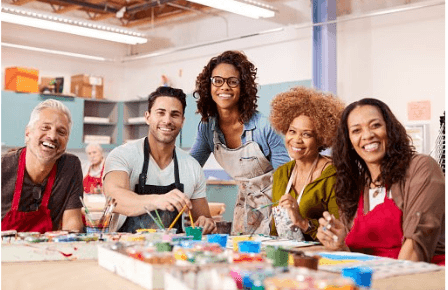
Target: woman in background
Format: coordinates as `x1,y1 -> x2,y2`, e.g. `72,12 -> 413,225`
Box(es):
269,86 -> 344,241
317,98 -> 445,264
190,50 -> 290,235
82,143 -> 105,194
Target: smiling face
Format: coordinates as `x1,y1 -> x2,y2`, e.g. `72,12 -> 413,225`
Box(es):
145,96 -> 184,145
347,105 -> 388,168
285,115 -> 319,162
210,63 -> 241,112
25,108 -> 70,165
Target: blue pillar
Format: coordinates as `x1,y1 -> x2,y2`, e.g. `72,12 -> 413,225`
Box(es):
312,0 -> 337,94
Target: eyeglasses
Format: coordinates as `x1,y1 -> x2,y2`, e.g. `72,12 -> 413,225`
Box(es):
210,76 -> 240,88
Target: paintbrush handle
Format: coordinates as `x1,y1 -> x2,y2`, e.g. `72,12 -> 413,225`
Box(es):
168,204 -> 188,230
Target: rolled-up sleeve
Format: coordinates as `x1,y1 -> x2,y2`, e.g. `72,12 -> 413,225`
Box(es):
399,155 -> 445,262
190,122 -> 213,167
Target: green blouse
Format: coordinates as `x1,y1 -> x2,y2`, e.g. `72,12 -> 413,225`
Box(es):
270,160 -> 339,239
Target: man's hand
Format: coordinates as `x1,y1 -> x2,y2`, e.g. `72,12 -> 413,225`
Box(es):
194,216 -> 216,234
154,189 -> 192,212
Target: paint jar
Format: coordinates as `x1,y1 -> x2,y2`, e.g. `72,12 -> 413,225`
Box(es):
341,266 -> 373,289
207,234 -> 229,248
215,221 -> 232,234
155,242 -> 173,252
185,226 -> 203,241
231,236 -> 253,251
291,252 -> 319,270
238,240 -> 261,253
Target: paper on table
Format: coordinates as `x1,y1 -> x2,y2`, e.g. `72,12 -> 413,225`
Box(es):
316,251 -> 443,279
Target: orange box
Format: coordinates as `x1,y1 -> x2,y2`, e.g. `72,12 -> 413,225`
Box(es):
70,74 -> 104,99
4,67 -> 39,93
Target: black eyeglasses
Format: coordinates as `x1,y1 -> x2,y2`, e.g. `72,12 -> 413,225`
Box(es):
210,76 -> 240,88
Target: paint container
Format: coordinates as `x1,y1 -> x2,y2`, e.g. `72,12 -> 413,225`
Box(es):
206,234 -> 229,248
185,226 -> 203,241
291,252 -> 319,270
341,266 -> 373,289
156,242 -> 173,252
216,221 -> 232,234
232,236 -> 253,251
238,240 -> 261,254
136,228 -> 157,234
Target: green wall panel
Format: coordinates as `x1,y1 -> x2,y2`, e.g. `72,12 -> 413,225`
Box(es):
1,91 -> 84,149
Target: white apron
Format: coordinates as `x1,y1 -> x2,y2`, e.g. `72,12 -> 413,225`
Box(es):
213,129 -> 274,235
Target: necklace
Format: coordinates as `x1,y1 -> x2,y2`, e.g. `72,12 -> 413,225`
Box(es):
371,187 -> 384,198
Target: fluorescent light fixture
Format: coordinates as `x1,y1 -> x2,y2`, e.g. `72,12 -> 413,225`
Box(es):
1,8 -> 147,45
188,0 -> 275,19
2,42 -> 112,61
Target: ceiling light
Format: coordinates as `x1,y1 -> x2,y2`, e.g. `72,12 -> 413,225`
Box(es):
2,42 -> 111,61
1,9 -> 147,45
188,0 -> 275,19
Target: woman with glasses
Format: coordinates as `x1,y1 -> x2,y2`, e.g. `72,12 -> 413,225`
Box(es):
269,86 -> 344,241
190,50 -> 290,235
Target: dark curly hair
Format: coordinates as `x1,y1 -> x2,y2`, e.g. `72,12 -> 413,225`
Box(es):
193,50 -> 258,123
270,86 -> 344,151
332,98 -> 415,223
148,86 -> 187,114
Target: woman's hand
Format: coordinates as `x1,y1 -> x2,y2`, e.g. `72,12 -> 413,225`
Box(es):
279,194 -> 306,230
316,211 -> 348,251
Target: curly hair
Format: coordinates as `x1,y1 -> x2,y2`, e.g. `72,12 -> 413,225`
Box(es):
332,98 -> 415,223
194,50 -> 258,123
269,86 -> 344,151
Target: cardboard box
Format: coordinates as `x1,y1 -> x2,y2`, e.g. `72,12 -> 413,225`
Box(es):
40,77 -> 64,94
70,74 -> 104,99
4,67 -> 39,93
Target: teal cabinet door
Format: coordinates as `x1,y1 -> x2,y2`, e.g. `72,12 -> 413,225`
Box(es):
1,91 -> 84,149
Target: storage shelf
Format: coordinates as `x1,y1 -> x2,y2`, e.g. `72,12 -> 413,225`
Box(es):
84,122 -> 117,125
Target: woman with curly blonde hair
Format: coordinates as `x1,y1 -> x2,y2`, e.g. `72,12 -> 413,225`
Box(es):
190,51 -> 290,235
269,86 -> 344,240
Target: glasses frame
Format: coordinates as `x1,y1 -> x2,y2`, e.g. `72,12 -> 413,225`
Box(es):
210,76 -> 240,88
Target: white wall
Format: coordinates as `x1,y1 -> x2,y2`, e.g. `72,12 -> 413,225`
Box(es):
1,3 -> 444,152
337,4 -> 444,151
1,22 -> 128,100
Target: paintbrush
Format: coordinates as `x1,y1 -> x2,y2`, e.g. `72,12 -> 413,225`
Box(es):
144,206 -> 164,230
79,196 -> 95,226
167,204 -> 188,231
252,201 -> 279,212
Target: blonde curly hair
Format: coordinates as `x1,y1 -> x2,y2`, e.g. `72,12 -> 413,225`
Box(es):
270,86 -> 345,151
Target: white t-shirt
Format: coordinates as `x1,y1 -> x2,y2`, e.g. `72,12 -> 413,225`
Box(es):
104,138 -> 207,230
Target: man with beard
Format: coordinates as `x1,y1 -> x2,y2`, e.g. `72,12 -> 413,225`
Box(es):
2,99 -> 83,233
103,86 -> 216,234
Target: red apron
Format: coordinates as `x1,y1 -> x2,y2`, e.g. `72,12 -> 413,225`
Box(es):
345,190 -> 445,265
345,189 -> 403,259
83,163 -> 104,194
1,148 -> 57,233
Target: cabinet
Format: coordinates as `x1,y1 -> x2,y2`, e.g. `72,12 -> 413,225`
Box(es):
122,99 -> 148,143
83,99 -> 119,149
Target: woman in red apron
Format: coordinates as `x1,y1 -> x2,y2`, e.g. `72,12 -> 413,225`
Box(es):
2,148 -> 56,233
83,143 -> 105,194
316,98 -> 445,265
